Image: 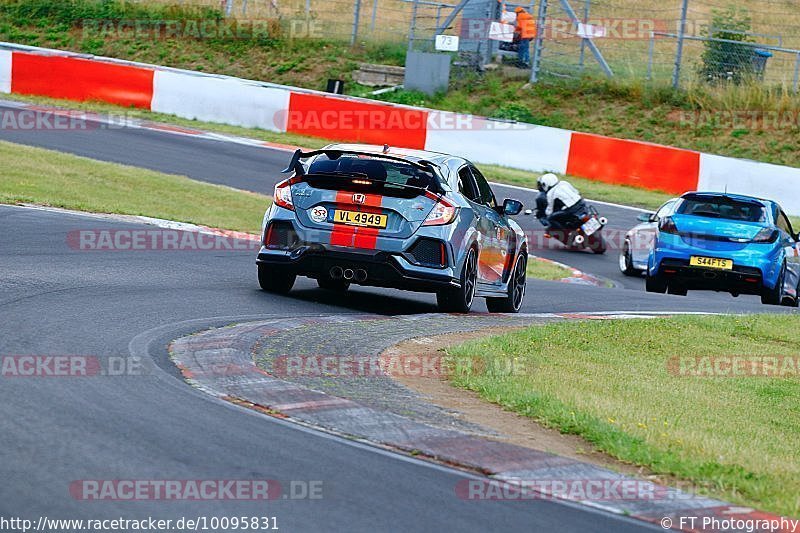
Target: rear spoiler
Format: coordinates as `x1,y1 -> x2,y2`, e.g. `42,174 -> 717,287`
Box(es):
281,149 -> 438,176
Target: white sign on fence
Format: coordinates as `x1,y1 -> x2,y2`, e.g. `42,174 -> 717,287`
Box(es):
435,34 -> 460,52
488,22 -> 515,42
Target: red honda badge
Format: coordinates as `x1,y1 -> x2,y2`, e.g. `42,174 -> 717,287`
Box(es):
353,193 -> 366,204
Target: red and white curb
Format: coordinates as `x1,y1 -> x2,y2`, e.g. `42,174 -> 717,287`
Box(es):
168,313 -> 793,532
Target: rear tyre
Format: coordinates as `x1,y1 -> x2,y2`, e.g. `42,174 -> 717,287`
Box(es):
588,232 -> 606,254
437,248 -> 478,313
317,277 -> 350,291
619,242 -> 638,276
258,264 -> 296,294
761,264 -> 785,306
667,283 -> 688,296
486,253 -> 527,313
645,273 -> 667,294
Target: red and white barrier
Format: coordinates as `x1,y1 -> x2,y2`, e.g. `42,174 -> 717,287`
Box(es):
152,70 -> 289,132
566,132 -> 700,195
0,50 -> 12,94
424,111 -> 571,174
11,52 -> 154,108
1,42 -> 799,213
699,154 -> 800,215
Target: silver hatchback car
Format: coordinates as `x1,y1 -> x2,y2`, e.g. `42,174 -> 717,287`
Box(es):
619,198 -> 679,276
256,144 -> 529,313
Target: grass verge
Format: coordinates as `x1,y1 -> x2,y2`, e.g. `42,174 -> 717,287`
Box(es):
526,257 -> 574,281
0,140 -> 269,233
447,315 -> 800,516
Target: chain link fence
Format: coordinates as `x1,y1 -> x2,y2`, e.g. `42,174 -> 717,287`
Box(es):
135,0 -> 800,91
138,0 -> 454,44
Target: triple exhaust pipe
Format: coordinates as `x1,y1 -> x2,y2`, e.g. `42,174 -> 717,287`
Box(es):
330,266 -> 367,282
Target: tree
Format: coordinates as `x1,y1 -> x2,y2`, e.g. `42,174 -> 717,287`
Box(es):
698,7 -> 756,84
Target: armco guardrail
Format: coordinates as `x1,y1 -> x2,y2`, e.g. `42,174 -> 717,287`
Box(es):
1,41 -> 799,214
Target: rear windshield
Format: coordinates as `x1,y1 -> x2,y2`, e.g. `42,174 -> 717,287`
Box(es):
676,197 -> 767,222
307,154 -> 438,192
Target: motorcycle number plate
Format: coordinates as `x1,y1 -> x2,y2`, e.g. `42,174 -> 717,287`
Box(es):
581,218 -> 602,236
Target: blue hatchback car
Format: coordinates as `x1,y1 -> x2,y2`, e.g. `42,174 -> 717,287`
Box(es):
646,191 -> 800,306
256,144 -> 528,313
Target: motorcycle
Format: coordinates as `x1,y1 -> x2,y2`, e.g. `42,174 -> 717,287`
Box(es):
543,204 -> 608,254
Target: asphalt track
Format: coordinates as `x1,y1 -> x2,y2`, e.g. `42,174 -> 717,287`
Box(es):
0,103 -> 795,532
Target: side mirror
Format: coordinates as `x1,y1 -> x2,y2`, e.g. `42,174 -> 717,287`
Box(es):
637,212 -> 656,223
502,198 -> 523,216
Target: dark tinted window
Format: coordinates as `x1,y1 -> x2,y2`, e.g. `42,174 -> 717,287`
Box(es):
308,154 -> 436,191
458,167 -> 481,202
676,197 -> 766,222
470,166 -> 496,208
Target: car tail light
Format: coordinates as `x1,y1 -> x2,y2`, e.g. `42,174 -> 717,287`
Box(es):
273,178 -> 294,211
751,227 -> 778,243
658,217 -> 678,234
423,197 -> 458,226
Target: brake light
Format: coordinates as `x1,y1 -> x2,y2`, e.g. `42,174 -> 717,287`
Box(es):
423,197 -> 458,226
273,179 -> 294,211
751,227 -> 778,243
658,217 -> 678,234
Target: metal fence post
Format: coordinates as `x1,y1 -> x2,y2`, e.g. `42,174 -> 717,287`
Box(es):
794,52 -> 800,93
225,0 -> 233,16
530,0 -> 548,82
578,0 -> 590,69
351,0 -> 362,45
647,31 -> 655,80
672,0 -> 689,89
408,0 -> 419,52
370,0 -> 379,33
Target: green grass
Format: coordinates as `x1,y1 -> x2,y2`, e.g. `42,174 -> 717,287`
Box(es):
0,140 -> 270,232
447,315 -> 800,516
526,257 -> 573,281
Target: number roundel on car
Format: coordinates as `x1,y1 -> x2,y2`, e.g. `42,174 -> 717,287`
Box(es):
309,206 -> 328,223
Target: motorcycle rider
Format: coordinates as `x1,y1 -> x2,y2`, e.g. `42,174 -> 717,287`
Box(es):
535,173 -> 587,230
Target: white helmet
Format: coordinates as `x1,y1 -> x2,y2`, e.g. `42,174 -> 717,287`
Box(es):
537,173 -> 559,192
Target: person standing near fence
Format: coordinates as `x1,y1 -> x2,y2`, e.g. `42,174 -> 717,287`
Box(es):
514,6 -> 536,68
